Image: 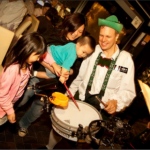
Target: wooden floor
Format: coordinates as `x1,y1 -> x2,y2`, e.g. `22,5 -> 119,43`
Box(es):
0,93 -> 150,149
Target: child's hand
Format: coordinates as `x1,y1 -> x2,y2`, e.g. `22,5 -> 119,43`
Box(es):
52,62 -> 61,76
69,69 -> 73,75
59,76 -> 66,84
7,113 -> 16,123
61,68 -> 70,81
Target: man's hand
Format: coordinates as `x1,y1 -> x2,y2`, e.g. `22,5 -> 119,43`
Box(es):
104,100 -> 117,114
7,113 -> 16,123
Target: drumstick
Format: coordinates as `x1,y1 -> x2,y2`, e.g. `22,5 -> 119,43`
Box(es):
63,82 -> 80,111
95,96 -> 107,107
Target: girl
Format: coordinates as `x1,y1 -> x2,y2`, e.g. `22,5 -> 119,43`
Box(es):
0,32 -> 48,125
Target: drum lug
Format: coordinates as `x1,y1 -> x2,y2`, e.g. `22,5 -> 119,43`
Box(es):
76,124 -> 86,143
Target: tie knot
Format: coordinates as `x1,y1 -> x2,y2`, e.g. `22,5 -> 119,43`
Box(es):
98,56 -> 112,68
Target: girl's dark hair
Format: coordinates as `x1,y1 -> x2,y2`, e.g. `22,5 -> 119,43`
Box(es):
77,35 -> 96,52
59,13 -> 86,37
4,32 -> 47,71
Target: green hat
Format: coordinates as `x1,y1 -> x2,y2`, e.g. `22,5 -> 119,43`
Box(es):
98,15 -> 123,33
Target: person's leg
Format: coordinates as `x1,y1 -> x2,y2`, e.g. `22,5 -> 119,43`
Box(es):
17,77 -> 40,107
18,97 -> 45,137
0,115 -> 7,126
46,129 -> 62,150
18,70 -> 56,137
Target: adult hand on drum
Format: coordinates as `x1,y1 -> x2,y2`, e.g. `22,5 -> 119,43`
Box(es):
104,99 -> 117,114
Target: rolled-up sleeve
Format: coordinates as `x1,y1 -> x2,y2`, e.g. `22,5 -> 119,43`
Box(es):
105,53 -> 136,112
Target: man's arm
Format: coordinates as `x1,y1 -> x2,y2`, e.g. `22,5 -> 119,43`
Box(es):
105,52 -> 136,113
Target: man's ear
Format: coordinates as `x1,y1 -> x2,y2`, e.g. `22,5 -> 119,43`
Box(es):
116,34 -> 119,42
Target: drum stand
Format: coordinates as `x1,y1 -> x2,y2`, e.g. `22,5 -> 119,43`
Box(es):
34,92 -> 51,112
32,78 -> 58,112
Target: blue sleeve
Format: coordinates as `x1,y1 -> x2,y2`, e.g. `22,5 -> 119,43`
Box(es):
61,43 -> 77,70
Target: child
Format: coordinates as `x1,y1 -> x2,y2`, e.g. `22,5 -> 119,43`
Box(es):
0,32 -> 49,126
35,35 -> 96,83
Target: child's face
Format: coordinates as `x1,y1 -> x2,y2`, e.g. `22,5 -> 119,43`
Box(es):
76,43 -> 93,58
26,52 -> 41,65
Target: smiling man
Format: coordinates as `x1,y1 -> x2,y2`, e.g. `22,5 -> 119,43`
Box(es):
69,15 -> 136,115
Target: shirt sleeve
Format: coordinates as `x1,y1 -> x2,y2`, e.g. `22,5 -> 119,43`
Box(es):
104,53 -> 136,112
0,67 -> 17,115
69,57 -> 90,96
61,43 -> 77,70
61,54 -> 76,70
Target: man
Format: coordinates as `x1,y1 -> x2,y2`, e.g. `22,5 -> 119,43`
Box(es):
69,15 -> 136,115
41,15 -> 136,149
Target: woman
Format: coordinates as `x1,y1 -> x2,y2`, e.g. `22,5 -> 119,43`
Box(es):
45,12 -> 86,45
45,12 -> 86,90
17,13 -> 86,137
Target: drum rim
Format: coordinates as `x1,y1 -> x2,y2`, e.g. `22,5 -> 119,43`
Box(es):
51,100 -> 102,130
52,124 -> 77,141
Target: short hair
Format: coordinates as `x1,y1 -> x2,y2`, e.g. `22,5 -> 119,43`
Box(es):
44,3 -> 52,8
34,3 -> 43,8
77,35 -> 96,52
45,7 -> 62,27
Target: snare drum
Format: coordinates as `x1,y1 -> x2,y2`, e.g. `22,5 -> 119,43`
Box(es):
50,100 -> 102,141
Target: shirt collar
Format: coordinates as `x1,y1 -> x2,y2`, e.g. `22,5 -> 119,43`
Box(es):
100,45 -> 120,61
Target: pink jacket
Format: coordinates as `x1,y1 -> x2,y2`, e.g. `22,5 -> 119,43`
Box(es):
0,64 -> 30,118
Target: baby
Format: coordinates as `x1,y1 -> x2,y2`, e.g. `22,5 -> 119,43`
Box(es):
35,35 -> 96,83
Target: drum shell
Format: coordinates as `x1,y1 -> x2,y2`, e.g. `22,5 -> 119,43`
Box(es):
50,100 -> 102,141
